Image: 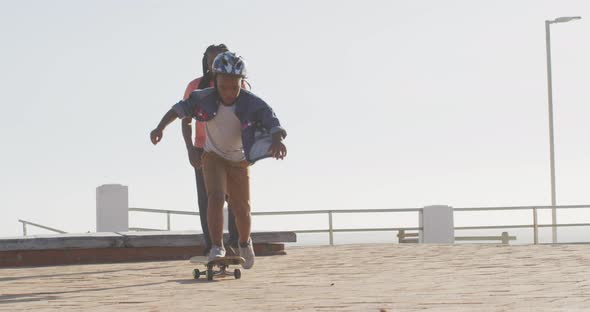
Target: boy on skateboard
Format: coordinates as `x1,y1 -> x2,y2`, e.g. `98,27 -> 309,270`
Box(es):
150,52 -> 287,269
182,44 -> 241,256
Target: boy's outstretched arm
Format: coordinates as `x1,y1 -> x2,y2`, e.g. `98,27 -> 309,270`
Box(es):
258,104 -> 287,160
269,132 -> 287,160
150,109 -> 180,145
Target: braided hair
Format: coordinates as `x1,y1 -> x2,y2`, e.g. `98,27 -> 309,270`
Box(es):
197,44 -> 229,89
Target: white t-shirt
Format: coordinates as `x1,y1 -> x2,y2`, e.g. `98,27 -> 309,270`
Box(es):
204,103 -> 246,162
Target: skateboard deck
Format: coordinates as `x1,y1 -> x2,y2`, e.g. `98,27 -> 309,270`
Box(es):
189,256 -> 245,281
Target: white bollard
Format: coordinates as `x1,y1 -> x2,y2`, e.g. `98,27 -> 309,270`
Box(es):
419,205 -> 454,243
96,184 -> 129,232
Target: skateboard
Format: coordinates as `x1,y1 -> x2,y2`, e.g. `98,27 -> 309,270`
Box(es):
189,256 -> 245,281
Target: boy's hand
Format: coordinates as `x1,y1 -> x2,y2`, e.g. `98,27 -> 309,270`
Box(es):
150,127 -> 163,145
187,146 -> 203,168
269,141 -> 287,160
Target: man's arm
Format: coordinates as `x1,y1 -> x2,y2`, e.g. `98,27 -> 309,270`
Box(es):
182,80 -> 199,149
181,118 -> 203,168
182,80 -> 204,168
181,118 -> 194,149
150,109 -> 180,145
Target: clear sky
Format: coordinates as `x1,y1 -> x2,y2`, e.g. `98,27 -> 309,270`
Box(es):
1,1 -> 589,242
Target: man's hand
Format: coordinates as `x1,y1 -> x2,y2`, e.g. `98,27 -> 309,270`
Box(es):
150,127 -> 163,145
187,146 -> 203,168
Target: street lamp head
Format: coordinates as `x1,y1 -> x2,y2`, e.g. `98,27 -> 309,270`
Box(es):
550,16 -> 582,24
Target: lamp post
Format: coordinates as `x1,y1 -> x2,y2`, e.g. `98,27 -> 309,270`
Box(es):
545,16 -> 581,244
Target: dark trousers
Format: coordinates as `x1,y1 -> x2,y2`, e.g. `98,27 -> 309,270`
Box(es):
195,167 -> 238,253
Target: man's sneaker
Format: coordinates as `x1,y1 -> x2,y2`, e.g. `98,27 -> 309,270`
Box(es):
226,238 -> 239,249
208,245 -> 226,262
238,238 -> 255,269
202,245 -> 212,257
225,239 -> 239,256
225,245 -> 238,257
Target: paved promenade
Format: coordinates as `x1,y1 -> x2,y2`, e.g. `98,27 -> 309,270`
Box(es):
1,244 -> 589,311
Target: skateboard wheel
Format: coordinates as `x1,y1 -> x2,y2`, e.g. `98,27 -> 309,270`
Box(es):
207,267 -> 213,281
234,269 -> 241,279
192,269 -> 200,279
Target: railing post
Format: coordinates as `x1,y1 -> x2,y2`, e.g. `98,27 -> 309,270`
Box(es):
501,232 -> 509,245
167,211 -> 171,231
328,211 -> 334,246
533,208 -> 539,245
22,222 -> 27,236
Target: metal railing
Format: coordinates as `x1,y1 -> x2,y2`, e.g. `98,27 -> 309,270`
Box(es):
129,205 -> 590,245
128,204 -> 590,245
398,230 -> 517,245
14,205 -> 589,242
18,219 -> 67,236
128,207 -> 423,245
454,204 -> 590,244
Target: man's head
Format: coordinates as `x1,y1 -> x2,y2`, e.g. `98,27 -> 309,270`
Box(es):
212,52 -> 247,105
197,44 -> 229,90
202,44 -> 229,76
205,50 -> 218,72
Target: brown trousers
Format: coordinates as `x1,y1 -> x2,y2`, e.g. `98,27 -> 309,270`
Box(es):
201,151 -> 251,244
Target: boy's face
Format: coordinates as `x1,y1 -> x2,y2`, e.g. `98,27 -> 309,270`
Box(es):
216,74 -> 242,105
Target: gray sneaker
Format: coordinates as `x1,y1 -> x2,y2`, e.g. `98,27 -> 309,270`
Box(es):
238,238 -> 255,269
208,245 -> 226,262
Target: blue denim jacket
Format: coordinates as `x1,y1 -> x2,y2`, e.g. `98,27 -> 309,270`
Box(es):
172,88 -> 287,163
